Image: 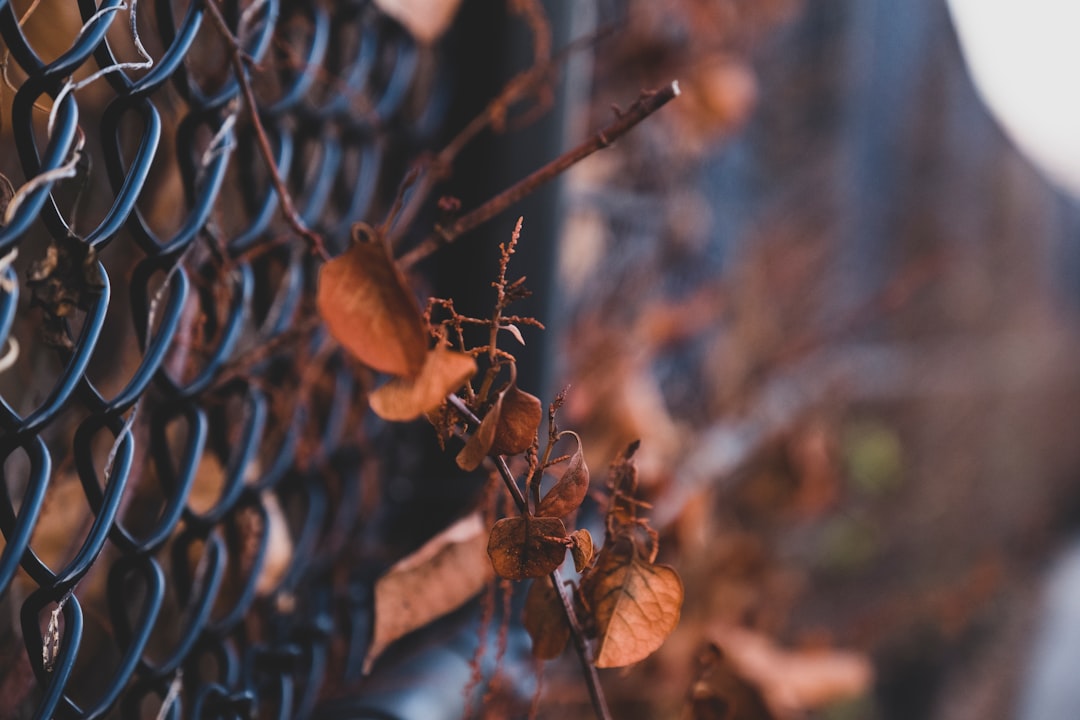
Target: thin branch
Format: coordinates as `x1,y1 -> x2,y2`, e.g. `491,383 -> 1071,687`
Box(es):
377,166 -> 421,237
445,394 -> 613,720
203,0 -> 330,261
399,82 -> 681,270
385,25 -> 616,246
384,0 -> 552,246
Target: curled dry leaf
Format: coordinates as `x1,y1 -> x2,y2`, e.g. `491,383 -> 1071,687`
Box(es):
364,513 -> 493,673
688,644 -> 776,720
457,390 -> 503,470
569,528 -> 594,573
256,492 -> 294,597
523,577 -> 570,660
456,376 -> 542,468
536,431 -> 590,518
606,441 -> 642,531
710,625 -> 873,715
579,548 -> 683,668
374,0 -> 463,44
487,516 -> 568,580
491,382 -> 542,456
502,323 -> 525,345
317,234 -> 427,377
369,344 -> 477,421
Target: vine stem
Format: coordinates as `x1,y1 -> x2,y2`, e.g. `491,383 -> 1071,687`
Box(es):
446,394 -> 613,720
204,0 -> 331,261
399,81 -> 681,270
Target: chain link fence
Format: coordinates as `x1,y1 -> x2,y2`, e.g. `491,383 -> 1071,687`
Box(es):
0,0 -> 449,716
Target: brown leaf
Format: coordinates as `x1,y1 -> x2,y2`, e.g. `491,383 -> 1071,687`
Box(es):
490,382 -> 542,456
611,440 -> 641,495
569,528 -> 594,573
457,377 -> 542,468
373,0 -> 463,44
687,644 -> 776,720
677,57 -> 758,141
317,235 -> 427,377
523,577 -> 570,660
710,626 -> 872,715
606,442 -> 643,532
364,513 -> 492,673
487,516 -> 568,580
580,548 -> 683,668
369,345 -> 477,421
457,391 -> 504,471
536,431 -> 590,518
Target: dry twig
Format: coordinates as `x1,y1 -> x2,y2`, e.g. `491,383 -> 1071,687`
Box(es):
203,0 -> 331,261
447,394 -> 613,720
399,82 -> 681,269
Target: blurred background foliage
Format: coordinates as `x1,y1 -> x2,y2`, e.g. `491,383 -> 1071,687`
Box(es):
550,0 -> 1080,717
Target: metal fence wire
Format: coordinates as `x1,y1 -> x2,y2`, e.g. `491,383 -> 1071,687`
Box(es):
0,0 -> 448,716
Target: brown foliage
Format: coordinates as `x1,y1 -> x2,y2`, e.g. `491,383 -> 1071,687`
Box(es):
487,516 -> 568,580
578,443 -> 684,668
454,373 -> 541,469
580,543 -> 683,669
303,19 -> 686,707
317,232 -> 427,377
686,644 -> 776,720
368,344 -> 477,421
457,387 -> 505,470
708,626 -> 872,717
523,577 -> 571,660
365,513 -> 493,672
569,528 -> 594,573
491,382 -> 543,456
535,431 -> 590,518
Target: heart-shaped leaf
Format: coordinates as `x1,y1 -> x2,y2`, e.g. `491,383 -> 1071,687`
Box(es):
317,234 -> 427,377
536,431 -> 589,518
369,345 -> 476,421
490,382 -> 542,456
458,375 -> 542,468
580,548 -> 683,668
456,390 -> 504,471
487,516 -> 567,580
569,528 -> 594,573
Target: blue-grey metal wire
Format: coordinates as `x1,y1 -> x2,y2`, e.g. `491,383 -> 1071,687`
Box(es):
0,0 -> 445,716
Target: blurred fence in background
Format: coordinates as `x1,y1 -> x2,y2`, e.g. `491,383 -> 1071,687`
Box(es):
554,2 -> 1080,718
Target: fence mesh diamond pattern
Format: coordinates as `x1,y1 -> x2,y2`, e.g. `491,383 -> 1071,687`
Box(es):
0,0 -> 445,716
